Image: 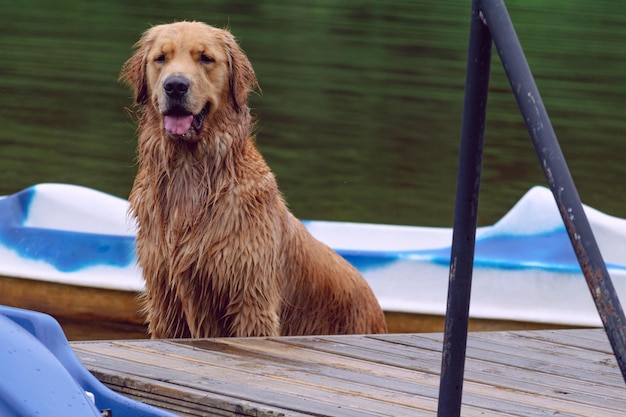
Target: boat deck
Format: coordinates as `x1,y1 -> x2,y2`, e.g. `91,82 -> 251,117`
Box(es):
71,329 -> 625,417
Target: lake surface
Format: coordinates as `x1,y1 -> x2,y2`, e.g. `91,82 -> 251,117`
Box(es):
1,0 -> 625,227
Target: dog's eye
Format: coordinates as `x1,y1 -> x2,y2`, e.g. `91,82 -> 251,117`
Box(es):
200,54 -> 215,64
155,54 -> 166,63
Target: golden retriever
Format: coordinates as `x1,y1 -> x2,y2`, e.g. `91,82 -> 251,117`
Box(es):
121,21 -> 387,338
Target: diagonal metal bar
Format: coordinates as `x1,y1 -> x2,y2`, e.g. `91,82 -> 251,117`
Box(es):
436,1 -> 492,416
480,0 -> 626,382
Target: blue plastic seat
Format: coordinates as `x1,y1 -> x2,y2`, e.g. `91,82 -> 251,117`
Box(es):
0,305 -> 178,417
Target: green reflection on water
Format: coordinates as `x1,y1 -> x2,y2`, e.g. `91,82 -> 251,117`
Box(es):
1,0 -> 625,226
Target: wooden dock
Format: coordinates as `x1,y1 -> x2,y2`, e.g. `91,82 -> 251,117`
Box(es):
71,329 -> 625,416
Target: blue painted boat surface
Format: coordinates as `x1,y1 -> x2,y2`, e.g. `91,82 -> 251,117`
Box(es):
1,183 -> 625,327
0,305 -> 177,417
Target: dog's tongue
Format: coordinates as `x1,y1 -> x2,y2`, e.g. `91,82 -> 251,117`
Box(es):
164,115 -> 193,135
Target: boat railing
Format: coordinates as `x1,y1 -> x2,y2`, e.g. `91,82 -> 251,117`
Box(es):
437,1 -> 626,416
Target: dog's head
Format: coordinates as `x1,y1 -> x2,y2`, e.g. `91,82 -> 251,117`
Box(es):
121,21 -> 258,142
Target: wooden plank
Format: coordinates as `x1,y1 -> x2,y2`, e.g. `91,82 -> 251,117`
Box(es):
417,332 -> 624,388
214,337 -> 579,417
86,365 -> 312,417
76,340 -> 434,417
468,331 -> 620,373
506,329 -> 614,354
175,338 -> 446,414
275,335 -> 622,416
372,332 -> 626,414
79,346 -> 341,417
79,338 -> 512,416
72,330 -> 626,417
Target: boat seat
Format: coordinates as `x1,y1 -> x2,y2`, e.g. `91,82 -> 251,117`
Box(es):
0,305 -> 177,417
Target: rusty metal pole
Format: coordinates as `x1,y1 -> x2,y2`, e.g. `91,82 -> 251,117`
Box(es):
480,0 -> 626,381
436,1 -> 492,415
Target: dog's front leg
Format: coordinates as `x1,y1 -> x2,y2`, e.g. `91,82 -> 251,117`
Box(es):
224,276 -> 282,337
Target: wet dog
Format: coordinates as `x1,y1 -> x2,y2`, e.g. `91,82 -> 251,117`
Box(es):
121,21 -> 387,338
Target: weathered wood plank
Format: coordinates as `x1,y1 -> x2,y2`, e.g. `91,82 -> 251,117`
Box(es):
79,348 -> 351,417
409,333 -> 619,384
76,340 -> 435,416
273,335 -> 623,416
508,329 -> 614,354
374,333 -> 626,415
72,329 -> 626,417
217,337 -> 587,417
86,365 -> 312,417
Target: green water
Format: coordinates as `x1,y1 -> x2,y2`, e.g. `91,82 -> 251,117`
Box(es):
1,0 -> 625,227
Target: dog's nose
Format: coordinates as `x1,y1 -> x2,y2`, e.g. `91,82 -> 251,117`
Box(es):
164,76 -> 190,99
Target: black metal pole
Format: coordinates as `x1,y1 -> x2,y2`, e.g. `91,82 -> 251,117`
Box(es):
480,0 -> 626,382
436,2 -> 491,416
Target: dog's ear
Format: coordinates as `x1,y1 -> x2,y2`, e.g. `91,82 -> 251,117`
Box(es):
225,34 -> 260,111
120,28 -> 155,105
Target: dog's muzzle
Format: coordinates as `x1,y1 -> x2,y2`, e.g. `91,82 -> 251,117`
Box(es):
162,76 -> 210,140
